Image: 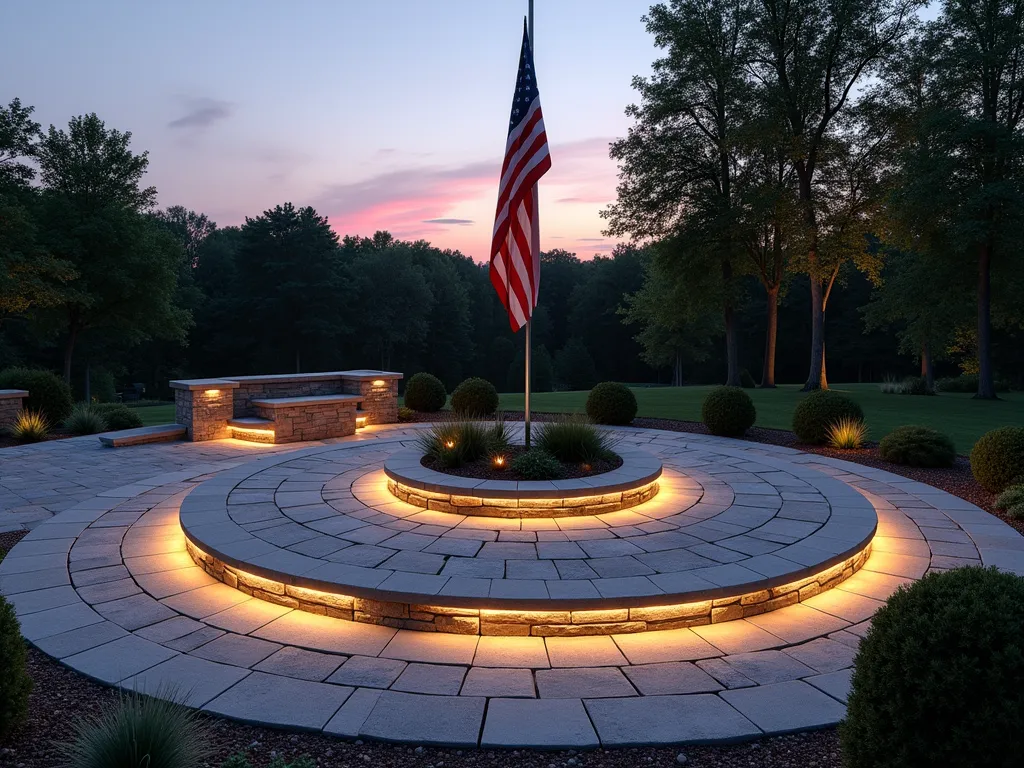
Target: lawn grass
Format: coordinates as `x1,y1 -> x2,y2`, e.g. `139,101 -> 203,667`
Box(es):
126,384 -> 1023,453
499,383 -> 1024,453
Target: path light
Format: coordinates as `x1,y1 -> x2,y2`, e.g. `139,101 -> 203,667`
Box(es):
493,454 -> 506,468
445,440 -> 456,449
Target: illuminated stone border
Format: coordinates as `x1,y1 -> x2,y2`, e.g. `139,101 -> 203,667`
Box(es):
382,446 -> 663,518
184,535 -> 873,637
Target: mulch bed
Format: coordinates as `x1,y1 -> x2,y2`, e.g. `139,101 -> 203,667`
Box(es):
422,445 -> 623,481
0,428 -> 74,450
1,415 -> 1019,766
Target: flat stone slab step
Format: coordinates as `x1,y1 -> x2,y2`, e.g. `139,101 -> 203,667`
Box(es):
252,394 -> 363,408
98,424 -> 187,447
228,417 -> 274,428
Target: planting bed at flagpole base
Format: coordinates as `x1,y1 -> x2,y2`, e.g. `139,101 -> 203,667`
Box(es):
383,446 -> 663,518
179,436 -> 877,637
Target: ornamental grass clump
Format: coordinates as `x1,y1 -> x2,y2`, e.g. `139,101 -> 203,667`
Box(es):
60,687 -> 212,768
418,418 -> 511,469
8,410 -> 49,443
535,414 -> 618,464
65,404 -> 108,435
841,567 -> 1024,768
825,417 -> 867,449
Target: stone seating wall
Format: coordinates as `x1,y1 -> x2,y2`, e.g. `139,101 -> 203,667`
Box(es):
0,390 -> 29,429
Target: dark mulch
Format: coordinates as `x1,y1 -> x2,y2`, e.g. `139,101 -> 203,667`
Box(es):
422,445 -> 623,481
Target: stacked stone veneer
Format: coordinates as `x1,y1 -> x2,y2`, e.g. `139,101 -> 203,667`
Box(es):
387,478 -> 660,518
172,381 -> 235,441
186,538 -> 871,637
253,398 -> 358,443
171,371 -> 401,442
0,390 -> 28,429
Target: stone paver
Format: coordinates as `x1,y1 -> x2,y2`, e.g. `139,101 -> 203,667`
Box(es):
3,422 -> 1020,747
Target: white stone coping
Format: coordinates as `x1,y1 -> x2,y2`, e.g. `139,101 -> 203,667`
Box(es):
383,446 -> 663,500
170,378 -> 240,391
0,389 -> 29,399
170,371 -> 403,390
251,394 -> 364,409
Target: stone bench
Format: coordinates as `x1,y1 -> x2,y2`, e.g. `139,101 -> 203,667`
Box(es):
0,389 -> 28,430
98,424 -> 187,447
170,370 -> 402,443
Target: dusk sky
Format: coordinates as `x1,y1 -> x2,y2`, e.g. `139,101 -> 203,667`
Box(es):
2,0 -> 658,261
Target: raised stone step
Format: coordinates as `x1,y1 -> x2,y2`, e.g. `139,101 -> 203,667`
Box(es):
98,424 -> 187,447
228,416 -> 274,428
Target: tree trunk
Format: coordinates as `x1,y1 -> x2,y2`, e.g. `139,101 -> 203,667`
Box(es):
921,342 -> 934,392
295,348 -> 301,374
63,321 -> 79,384
760,285 -> 779,388
673,351 -> 683,387
975,243 -> 997,399
803,270 -> 826,391
723,260 -> 740,386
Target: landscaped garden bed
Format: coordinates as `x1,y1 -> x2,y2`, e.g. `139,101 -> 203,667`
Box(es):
422,443 -> 622,481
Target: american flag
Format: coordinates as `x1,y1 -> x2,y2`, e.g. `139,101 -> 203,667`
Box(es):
490,20 -> 551,332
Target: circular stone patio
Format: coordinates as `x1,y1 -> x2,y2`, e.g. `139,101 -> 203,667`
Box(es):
2,422 -> 1024,748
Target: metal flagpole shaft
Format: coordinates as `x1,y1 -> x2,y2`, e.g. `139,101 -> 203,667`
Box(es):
524,0 -> 535,450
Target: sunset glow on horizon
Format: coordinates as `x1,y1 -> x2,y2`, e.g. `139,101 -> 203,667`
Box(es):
1,0 -> 656,262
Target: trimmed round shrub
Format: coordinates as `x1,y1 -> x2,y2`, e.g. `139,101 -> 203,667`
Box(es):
397,406 -> 416,423
879,425 -> 956,468
0,595 -> 32,740
970,426 -> 1024,492
450,377 -> 499,417
791,389 -> 864,444
93,403 -> 143,430
0,367 -> 72,424
739,369 -> 756,389
841,567 -> 1024,768
510,448 -> 563,480
585,382 -> 637,425
701,386 -> 756,437
403,372 -> 447,412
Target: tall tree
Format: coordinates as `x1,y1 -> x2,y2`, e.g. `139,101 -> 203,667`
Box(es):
604,0 -> 754,386
751,0 -> 920,389
884,0 -> 1024,398
0,98 -> 74,325
237,203 -> 347,373
34,113 -> 185,382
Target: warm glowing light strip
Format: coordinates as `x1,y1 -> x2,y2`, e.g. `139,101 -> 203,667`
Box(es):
386,477 -> 660,518
184,534 -> 872,637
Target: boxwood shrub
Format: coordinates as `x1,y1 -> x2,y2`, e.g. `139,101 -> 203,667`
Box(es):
450,377 -> 499,417
701,386 -> 756,437
403,372 -> 446,412
0,595 -> 32,740
970,426 -> 1024,492
585,382 -> 637,425
92,403 -> 144,430
841,567 -> 1024,768
510,448 -> 563,480
0,367 -> 73,424
878,425 -> 956,468
791,390 -> 864,444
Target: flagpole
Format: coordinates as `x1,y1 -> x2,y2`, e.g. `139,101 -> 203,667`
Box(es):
524,0 -> 535,449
